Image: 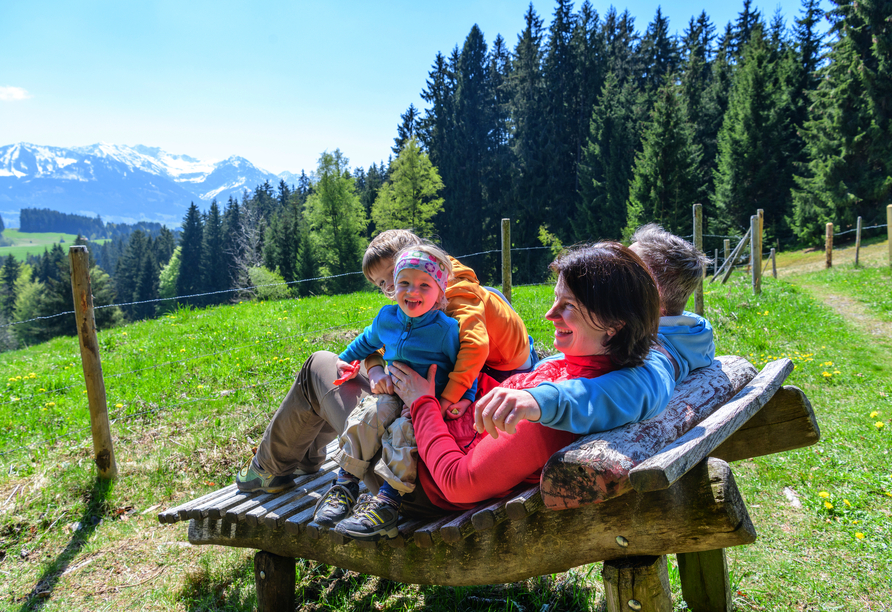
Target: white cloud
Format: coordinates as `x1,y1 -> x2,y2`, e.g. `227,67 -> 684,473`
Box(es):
0,86 -> 32,101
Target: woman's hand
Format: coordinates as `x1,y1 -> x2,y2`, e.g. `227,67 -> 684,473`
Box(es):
368,365 -> 394,394
390,361 -> 437,408
474,388 -> 542,439
443,399 -> 471,420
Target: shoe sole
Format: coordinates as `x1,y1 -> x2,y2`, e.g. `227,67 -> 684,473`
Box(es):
235,478 -> 296,494
334,524 -> 399,542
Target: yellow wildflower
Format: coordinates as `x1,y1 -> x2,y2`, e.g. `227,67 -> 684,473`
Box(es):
822,372 -> 832,377
875,422 -> 885,429
856,533 -> 865,540
843,499 -> 852,507
824,501 -> 833,510
115,403 -> 123,408
818,491 -> 830,498
180,348 -> 186,353
39,388 -> 45,392
870,411 -> 879,418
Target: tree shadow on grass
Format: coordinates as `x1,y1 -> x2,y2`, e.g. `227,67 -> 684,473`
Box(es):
17,476 -> 112,612
177,554 -> 256,612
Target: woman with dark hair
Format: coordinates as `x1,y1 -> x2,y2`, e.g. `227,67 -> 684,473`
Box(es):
387,242 -> 661,511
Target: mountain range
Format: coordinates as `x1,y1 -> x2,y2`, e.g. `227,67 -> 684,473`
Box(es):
0,143 -> 297,227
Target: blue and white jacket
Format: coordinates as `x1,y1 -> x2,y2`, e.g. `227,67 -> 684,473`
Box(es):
527,311 -> 715,434
339,305 -> 477,403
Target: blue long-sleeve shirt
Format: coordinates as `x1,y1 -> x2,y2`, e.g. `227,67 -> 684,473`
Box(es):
339,305 -> 477,402
528,311 -> 715,434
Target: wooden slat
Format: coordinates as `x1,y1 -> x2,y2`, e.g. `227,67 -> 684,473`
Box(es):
629,359 -> 793,492
438,508 -> 478,545
241,462 -> 338,526
711,385 -> 820,462
542,356 -> 757,510
264,472 -> 338,530
388,516 -> 431,548
505,486 -> 542,521
471,498 -> 509,532
413,511 -> 465,549
225,491 -> 280,522
187,489 -> 259,519
158,485 -> 235,523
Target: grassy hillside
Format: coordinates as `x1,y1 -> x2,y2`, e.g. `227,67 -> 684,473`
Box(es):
0,230 -> 110,262
0,262 -> 890,610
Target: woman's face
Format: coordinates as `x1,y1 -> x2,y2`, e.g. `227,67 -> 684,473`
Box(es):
367,261 -> 396,297
545,275 -> 615,357
394,267 -> 440,318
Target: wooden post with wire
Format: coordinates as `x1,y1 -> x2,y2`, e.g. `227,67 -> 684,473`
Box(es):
69,245 -> 117,480
770,248 -> 777,278
751,215 -> 761,295
854,216 -> 863,267
723,239 -> 730,266
887,205 -> 891,268
501,218 -> 512,304
825,223 -> 833,268
693,204 -> 703,315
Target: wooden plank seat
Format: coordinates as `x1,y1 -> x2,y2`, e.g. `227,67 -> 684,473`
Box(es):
158,356 -> 819,611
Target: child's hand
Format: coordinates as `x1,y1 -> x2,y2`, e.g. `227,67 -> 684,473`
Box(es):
442,399 -> 471,420
400,404 -> 412,419
368,366 -> 394,394
333,359 -> 361,386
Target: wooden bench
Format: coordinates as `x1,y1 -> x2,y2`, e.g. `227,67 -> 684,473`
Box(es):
158,356 -> 819,611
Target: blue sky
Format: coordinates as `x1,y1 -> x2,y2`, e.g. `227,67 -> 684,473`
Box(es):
1,0 -> 829,176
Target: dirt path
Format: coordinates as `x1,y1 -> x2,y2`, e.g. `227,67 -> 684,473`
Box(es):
775,240 -> 892,343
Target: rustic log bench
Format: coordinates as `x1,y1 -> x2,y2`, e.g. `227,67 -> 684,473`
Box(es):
158,356 -> 819,611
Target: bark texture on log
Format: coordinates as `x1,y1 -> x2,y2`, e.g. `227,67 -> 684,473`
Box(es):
254,551 -> 296,612
629,359 -> 793,492
188,458 -> 754,587
542,357 -> 756,510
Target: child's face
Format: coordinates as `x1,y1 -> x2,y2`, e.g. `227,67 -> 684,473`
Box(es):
394,268 -> 440,318
367,261 -> 396,297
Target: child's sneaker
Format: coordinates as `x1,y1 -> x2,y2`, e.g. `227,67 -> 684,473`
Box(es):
312,483 -> 358,527
235,458 -> 295,493
334,494 -> 399,541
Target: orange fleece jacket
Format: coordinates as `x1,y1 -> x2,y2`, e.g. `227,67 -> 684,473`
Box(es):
364,257 -> 530,404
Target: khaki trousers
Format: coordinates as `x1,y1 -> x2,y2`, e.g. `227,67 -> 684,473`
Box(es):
252,351 -> 439,517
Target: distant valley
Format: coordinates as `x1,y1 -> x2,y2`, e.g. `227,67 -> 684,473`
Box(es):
0,143 -> 299,227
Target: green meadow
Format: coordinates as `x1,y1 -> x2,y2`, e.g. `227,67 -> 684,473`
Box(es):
0,256 -> 890,611
0,230 -> 109,262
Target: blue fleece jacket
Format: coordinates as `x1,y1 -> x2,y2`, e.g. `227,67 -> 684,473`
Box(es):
528,311 -> 715,434
339,305 -> 477,402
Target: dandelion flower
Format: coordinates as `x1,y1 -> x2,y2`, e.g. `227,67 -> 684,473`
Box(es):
115,403 -> 123,408
46,402 -> 55,407
824,501 -> 833,510
39,388 -> 45,392
822,372 -> 832,377
875,422 -> 885,429
197,385 -> 204,389
818,491 -> 830,498
180,348 -> 186,353
870,411 -> 879,418
833,370 -> 841,374
856,533 -> 865,540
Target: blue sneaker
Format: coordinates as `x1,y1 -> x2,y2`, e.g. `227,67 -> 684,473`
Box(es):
312,483 -> 358,528
334,494 -> 399,541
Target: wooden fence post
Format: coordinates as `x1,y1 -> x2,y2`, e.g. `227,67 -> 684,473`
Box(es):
751,215 -> 761,295
770,248 -> 777,279
723,239 -> 730,267
69,246 -> 117,480
887,205 -> 891,268
825,223 -> 833,268
854,216 -> 862,267
714,249 -> 719,277
501,218 -> 512,304
693,204 -> 703,315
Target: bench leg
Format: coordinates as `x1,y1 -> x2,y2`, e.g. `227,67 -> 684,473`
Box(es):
254,550 -> 295,612
602,555 -> 672,612
677,549 -> 732,612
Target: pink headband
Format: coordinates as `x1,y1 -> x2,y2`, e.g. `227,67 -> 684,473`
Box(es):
393,250 -> 448,295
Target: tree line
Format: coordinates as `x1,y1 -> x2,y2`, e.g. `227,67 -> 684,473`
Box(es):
19,208 -> 169,240
2,0 -> 888,351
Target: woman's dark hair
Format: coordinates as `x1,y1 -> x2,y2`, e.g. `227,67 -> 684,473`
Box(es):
549,241 -> 660,368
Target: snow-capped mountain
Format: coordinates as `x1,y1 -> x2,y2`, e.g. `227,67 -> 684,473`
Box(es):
0,143 -> 293,226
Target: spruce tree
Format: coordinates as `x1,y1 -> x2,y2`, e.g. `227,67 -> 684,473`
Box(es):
392,105 -> 420,156
201,200 -> 227,303
626,83 -> 703,237
792,0 -> 891,243
0,254 -> 21,319
304,150 -> 368,294
372,137 -> 445,238
639,8 -> 681,91
713,27 -> 797,243
176,203 -> 205,303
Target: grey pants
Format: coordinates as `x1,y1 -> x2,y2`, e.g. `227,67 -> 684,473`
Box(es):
334,394 -> 418,494
252,351 -> 440,517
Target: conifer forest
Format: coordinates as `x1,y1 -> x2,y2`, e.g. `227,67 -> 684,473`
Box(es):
3,0 -> 890,349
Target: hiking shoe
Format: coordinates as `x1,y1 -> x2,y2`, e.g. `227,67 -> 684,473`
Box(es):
312,483 -> 359,528
334,494 -> 399,541
235,459 -> 295,493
